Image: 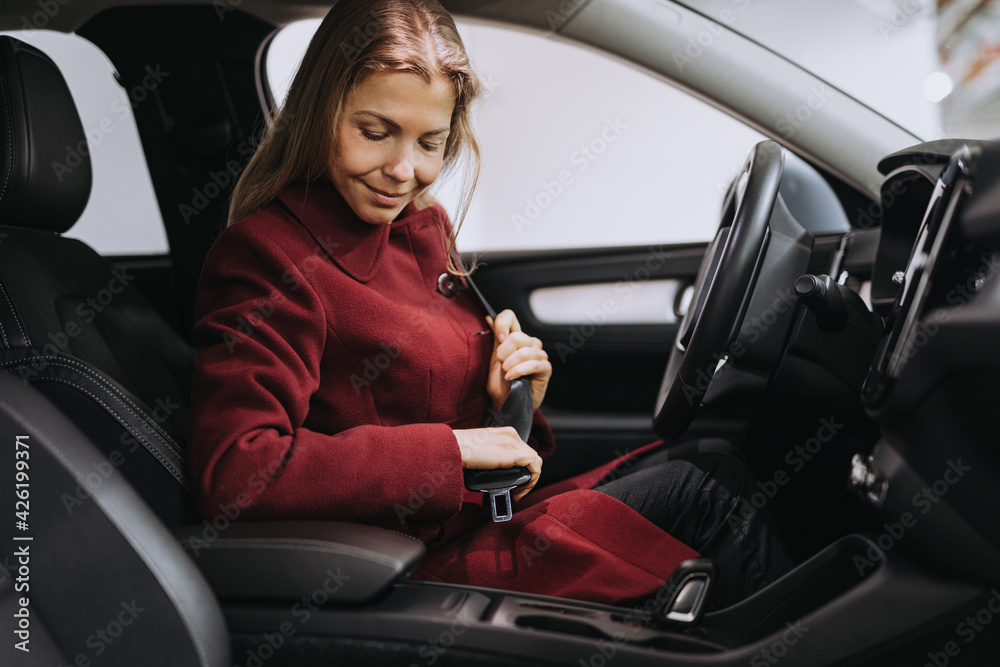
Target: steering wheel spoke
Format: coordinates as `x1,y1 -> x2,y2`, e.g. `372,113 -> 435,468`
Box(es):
654,141 -> 785,438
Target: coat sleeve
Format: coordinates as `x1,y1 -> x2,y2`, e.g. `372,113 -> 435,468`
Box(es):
188,218 -> 466,525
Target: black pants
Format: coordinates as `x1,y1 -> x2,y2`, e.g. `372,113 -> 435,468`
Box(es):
593,444 -> 794,609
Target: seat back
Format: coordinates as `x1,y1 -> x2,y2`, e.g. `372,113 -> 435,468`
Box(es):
0,36 -> 200,524
0,372 -> 229,667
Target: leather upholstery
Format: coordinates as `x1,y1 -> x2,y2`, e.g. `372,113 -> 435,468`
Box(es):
0,226 -> 196,440
0,347 -> 200,525
0,37 -> 91,233
0,36 -> 199,520
174,521 -> 426,603
0,372 -> 230,667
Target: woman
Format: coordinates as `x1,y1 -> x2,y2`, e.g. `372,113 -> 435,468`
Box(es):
189,0 -> 791,607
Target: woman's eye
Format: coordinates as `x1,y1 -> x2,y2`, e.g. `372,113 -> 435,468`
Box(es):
362,129 -> 387,142
420,141 -> 443,153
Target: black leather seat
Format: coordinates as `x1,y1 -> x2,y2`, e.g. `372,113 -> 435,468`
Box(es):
0,37 -> 200,525
0,373 -> 230,666
0,35 -> 426,664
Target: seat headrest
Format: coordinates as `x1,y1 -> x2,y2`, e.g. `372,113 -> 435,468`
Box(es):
0,36 -> 91,233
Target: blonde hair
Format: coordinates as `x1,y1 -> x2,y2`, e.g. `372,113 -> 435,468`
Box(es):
228,0 -> 482,274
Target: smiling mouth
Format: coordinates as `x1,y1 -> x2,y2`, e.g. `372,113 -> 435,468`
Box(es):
363,182 -> 408,199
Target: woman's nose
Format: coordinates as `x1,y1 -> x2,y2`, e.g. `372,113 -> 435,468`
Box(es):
384,144 -> 415,183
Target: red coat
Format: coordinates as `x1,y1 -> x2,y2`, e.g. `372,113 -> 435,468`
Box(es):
189,177 -> 697,605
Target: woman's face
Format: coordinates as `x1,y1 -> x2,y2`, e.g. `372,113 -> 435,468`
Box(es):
330,70 -> 455,225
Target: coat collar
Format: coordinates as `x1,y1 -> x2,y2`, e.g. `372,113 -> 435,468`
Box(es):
276,177 -> 429,283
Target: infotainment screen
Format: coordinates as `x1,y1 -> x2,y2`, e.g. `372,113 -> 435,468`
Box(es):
862,148 -> 973,403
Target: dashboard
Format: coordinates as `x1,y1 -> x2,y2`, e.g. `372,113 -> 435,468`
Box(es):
863,143 -> 987,405
843,138 -> 1000,579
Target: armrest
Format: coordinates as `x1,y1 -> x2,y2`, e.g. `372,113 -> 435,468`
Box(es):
173,520 -> 425,604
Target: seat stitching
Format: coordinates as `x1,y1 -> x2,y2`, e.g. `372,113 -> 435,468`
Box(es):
25,375 -> 190,489
43,356 -> 183,453
0,274 -> 29,346
64,357 -> 182,454
3,354 -> 184,457
0,356 -> 191,489
0,312 -> 9,348
0,69 -> 14,201
0,354 -> 185,458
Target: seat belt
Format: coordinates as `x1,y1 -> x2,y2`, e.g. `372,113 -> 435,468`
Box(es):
442,258 -> 534,522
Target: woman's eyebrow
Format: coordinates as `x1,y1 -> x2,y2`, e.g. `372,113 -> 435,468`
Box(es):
353,110 -> 449,135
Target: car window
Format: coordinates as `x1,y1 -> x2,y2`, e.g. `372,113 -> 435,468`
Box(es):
265,19 -> 766,252
1,30 -> 169,256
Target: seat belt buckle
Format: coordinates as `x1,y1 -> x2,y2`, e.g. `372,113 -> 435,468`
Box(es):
463,467 -> 532,522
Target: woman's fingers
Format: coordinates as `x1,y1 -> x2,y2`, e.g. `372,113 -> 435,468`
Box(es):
486,310 -> 552,410
505,360 -> 552,384
496,330 -> 542,364
455,426 -> 537,467
454,426 -> 542,500
501,345 -> 549,378
490,309 -> 521,344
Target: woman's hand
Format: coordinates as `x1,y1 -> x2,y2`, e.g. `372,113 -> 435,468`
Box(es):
486,310 -> 551,413
454,427 -> 543,502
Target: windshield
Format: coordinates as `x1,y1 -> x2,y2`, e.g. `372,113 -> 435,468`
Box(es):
678,0 -> 999,140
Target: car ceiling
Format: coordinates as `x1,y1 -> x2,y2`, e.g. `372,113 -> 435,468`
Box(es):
0,0 -> 567,31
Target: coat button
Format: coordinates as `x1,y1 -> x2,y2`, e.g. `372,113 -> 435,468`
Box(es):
437,272 -> 458,298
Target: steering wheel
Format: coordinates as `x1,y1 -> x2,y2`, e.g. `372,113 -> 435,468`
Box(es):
653,141 -> 784,439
